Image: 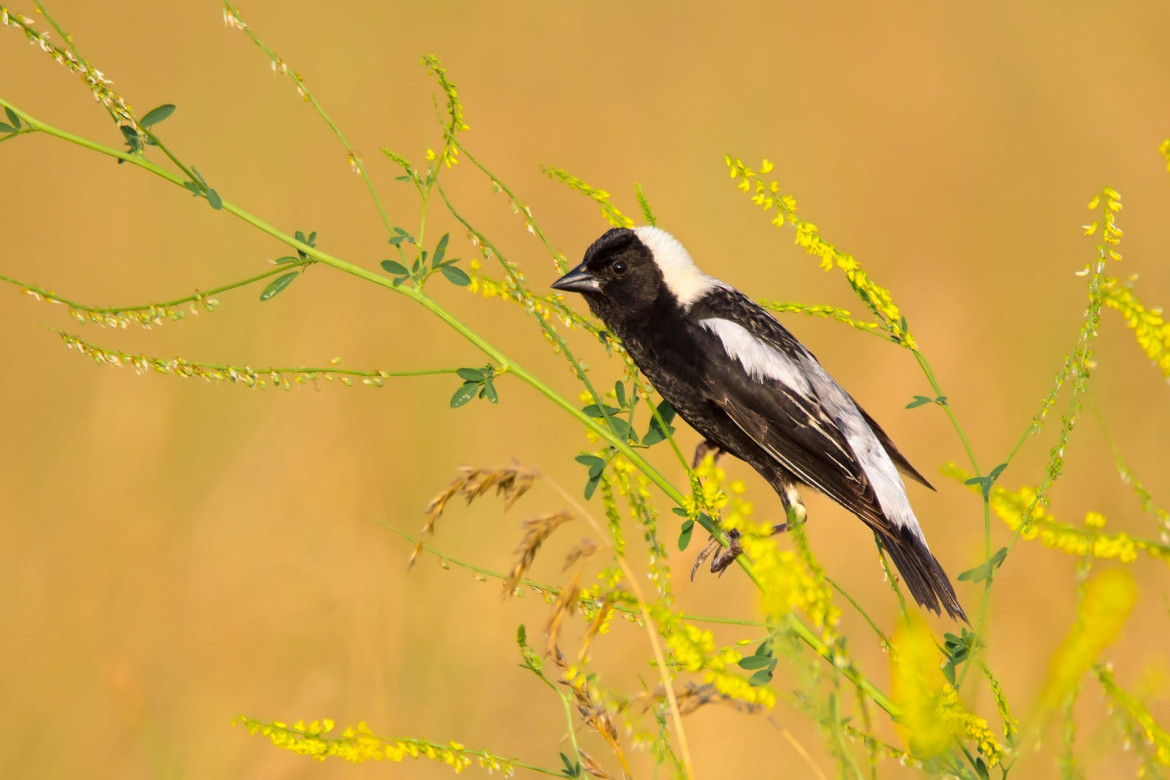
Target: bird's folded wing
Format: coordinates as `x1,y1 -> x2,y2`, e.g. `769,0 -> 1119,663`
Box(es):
701,366 -> 897,538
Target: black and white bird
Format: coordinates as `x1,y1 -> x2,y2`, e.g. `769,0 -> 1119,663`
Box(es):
552,226 -> 966,621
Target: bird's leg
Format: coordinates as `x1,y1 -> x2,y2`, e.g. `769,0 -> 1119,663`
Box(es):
689,440 -> 729,580
689,480 -> 804,580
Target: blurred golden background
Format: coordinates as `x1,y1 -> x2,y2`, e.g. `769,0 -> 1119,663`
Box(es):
1,1 -> 1169,777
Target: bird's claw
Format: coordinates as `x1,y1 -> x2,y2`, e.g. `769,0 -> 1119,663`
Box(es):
690,529 -> 742,580
689,523 -> 791,581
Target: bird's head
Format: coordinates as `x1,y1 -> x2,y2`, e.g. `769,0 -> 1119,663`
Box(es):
552,227 -> 718,325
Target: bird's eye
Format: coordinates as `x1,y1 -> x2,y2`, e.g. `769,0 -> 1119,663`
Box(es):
612,260 -> 628,275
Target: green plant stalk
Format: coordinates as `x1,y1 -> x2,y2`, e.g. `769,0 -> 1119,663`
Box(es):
220,0 -> 394,238
1,96 -> 902,725
0,261 -> 310,316
388,523 -> 775,628
909,347 -> 998,692
50,329 -> 463,381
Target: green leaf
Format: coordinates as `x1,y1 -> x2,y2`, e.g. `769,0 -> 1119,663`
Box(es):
0,122 -> 17,134
575,455 -> 607,499
974,757 -> 990,780
450,382 -> 478,408
307,231 -> 317,246
957,562 -> 987,582
582,404 -> 622,418
456,367 -> 485,382
481,378 -> 499,403
964,475 -> 992,499
748,668 -> 774,687
957,547 -> 1007,583
140,104 -> 176,128
118,126 -> 142,160
206,188 -> 222,210
942,661 -> 956,685
4,107 -> 20,129
394,175 -> 411,182
441,265 -> 471,286
433,233 -> 449,267
737,654 -> 773,670
259,271 -> 298,301
584,473 -> 602,500
273,256 -> 300,265
606,417 -> 633,441
678,519 -> 694,550
559,753 -> 582,778
643,400 -> 677,445
381,259 -> 410,276
192,167 -> 208,187
905,395 -> 932,409
693,511 -> 717,535
613,380 -> 626,408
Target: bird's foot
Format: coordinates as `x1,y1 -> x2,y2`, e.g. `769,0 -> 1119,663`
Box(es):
689,523 -> 790,580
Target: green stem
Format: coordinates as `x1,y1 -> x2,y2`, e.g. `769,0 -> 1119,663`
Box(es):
32,1 -> 81,60
0,262 -> 310,315
389,523 -> 773,627
220,0 -> 394,238
52,329 -> 461,381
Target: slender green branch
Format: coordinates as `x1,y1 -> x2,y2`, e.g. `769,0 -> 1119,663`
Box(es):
457,141 -> 569,272
1,261 -> 310,323
32,1 -> 81,60
385,523 -> 770,628
53,329 -> 460,387
220,1 -> 394,238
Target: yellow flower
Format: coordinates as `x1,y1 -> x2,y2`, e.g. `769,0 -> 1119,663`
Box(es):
891,616 -> 1005,766
1042,568 -> 1137,709
1102,276 -> 1170,378
945,464 -> 1170,564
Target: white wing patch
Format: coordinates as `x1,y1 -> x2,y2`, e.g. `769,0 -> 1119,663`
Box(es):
700,317 -> 814,398
633,226 -> 724,308
800,360 -> 927,545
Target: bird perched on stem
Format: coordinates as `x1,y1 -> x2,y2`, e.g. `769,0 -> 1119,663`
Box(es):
552,226 -> 966,621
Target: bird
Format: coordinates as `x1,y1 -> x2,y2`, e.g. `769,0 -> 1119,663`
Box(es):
551,226 -> 966,621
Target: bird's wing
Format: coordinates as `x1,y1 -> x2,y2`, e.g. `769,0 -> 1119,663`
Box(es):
700,357 -> 894,534
689,289 -> 920,538
855,402 -> 935,490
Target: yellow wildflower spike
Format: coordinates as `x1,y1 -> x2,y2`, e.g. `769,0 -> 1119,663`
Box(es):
1042,568 -> 1137,709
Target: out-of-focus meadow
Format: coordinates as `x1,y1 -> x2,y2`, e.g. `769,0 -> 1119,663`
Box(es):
1,1 -> 1168,777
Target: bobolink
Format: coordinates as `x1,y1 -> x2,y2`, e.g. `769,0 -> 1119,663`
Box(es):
553,226 -> 966,621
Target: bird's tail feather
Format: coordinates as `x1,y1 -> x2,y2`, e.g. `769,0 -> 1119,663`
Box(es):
881,527 -> 967,622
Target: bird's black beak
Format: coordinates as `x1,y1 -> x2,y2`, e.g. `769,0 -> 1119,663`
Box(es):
551,265 -> 601,294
